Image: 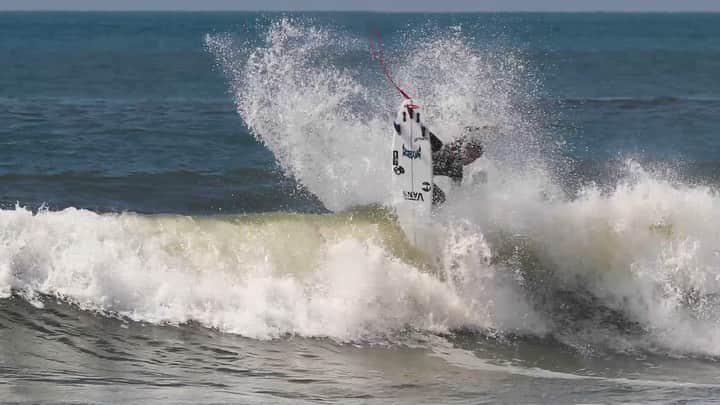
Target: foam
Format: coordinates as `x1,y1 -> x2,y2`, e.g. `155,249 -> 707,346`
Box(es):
1,207 -> 541,340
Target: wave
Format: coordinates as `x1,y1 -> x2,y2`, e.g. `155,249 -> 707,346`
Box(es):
0,205 -> 527,341
5,160 -> 720,358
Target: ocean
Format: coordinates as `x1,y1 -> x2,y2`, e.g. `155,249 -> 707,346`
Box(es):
2,11 -> 720,403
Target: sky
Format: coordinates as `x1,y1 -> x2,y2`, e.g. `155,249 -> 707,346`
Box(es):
1,0 -> 720,11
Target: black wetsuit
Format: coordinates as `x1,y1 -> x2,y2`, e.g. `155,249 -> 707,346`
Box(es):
430,133 -> 479,205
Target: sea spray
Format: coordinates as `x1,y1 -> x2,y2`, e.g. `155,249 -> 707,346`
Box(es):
206,19 -> 550,211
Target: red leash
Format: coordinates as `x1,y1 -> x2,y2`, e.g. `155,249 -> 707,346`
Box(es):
368,28 -> 413,101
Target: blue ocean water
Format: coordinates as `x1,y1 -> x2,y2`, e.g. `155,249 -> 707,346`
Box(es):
3,12 -> 720,403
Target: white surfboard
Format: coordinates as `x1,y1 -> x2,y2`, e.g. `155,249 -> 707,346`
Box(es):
391,99 -> 434,250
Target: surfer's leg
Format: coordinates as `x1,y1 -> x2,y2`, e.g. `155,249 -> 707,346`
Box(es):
432,184 -> 446,206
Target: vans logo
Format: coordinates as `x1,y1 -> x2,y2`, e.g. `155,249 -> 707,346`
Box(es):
403,191 -> 424,201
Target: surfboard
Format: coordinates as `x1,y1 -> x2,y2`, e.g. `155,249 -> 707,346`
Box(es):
391,99 -> 434,250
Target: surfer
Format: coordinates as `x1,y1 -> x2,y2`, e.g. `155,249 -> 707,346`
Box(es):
429,128 -> 484,205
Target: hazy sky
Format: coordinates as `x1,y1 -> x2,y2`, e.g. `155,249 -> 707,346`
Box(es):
1,0 -> 720,11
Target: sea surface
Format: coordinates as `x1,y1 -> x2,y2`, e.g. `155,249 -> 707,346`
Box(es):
2,11 -> 720,403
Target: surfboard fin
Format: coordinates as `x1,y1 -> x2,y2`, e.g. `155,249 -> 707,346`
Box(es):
393,122 -> 401,134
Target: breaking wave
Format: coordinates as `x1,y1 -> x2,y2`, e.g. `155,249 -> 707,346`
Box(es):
0,206 -> 538,341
